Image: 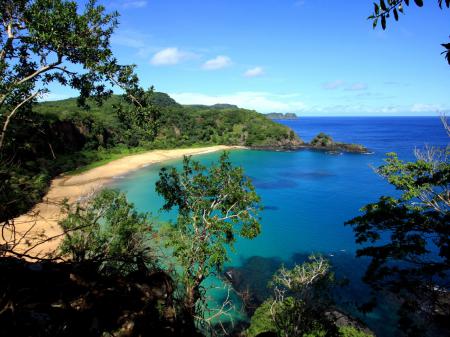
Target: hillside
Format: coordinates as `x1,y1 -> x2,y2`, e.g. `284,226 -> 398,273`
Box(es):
35,92 -> 303,149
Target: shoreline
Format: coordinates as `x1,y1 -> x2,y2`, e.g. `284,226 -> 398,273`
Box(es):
2,145 -> 239,259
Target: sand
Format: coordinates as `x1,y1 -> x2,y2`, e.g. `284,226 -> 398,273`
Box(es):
2,145 -> 236,259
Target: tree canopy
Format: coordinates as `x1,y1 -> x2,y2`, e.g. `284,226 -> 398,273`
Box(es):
346,147 -> 450,334
0,0 -> 138,150
156,152 -> 262,318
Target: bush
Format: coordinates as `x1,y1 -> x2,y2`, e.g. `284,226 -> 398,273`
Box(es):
59,189 -> 157,274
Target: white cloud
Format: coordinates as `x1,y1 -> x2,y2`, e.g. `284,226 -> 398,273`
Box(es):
244,67 -> 265,78
168,91 -> 449,116
170,91 -> 306,113
322,80 -> 368,91
202,55 -> 232,70
110,29 -> 157,58
346,82 -> 368,91
121,1 -> 148,8
111,31 -> 146,49
322,80 -> 345,90
410,103 -> 444,113
39,92 -> 71,102
151,48 -> 197,66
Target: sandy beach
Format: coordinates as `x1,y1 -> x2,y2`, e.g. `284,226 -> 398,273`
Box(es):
2,145 -> 236,259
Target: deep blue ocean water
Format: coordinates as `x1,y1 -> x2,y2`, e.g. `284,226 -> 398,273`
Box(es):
112,117 -> 448,336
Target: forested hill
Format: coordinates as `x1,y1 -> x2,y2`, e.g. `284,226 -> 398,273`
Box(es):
35,92 -> 302,149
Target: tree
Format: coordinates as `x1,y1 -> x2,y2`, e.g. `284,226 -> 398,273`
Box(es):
268,255 -> 337,337
59,189 -> 156,274
368,0 -> 450,65
346,138 -> 449,333
155,152 -> 262,318
115,86 -> 161,146
247,256 -> 374,337
0,0 -> 139,151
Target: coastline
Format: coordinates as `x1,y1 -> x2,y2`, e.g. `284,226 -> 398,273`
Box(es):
2,145 -> 239,259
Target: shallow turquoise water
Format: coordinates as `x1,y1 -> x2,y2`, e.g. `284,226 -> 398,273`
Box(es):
112,117 -> 448,336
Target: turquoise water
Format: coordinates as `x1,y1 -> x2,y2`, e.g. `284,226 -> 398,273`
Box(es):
112,117 -> 448,336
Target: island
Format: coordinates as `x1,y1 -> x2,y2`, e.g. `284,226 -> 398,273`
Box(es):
265,112 -> 299,120
304,132 -> 369,154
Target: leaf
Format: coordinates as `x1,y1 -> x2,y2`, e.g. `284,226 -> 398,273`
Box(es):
381,15 -> 386,30
380,0 -> 387,11
414,0 -> 423,6
398,3 -> 404,13
374,2 -> 380,14
393,8 -> 399,21
446,0 -> 450,7
373,18 -> 378,29
404,0 -> 410,5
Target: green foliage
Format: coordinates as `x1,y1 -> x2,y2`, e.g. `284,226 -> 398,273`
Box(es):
155,152 -> 262,313
311,133 -> 334,147
0,0 -> 139,150
368,0 -> 450,65
115,86 -> 161,146
155,102 -> 302,148
247,255 -> 338,337
246,300 -> 277,337
338,326 -> 373,337
269,255 -> 337,337
0,163 -> 49,224
33,92 -> 301,149
59,189 -> 156,274
346,149 -> 450,332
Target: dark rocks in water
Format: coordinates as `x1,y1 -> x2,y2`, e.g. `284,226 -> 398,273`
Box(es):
326,310 -> 375,336
224,256 -> 283,315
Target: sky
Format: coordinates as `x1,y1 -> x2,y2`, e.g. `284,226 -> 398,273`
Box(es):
49,0 -> 450,116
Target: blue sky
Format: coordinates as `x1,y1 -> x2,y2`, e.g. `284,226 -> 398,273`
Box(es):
51,0 -> 450,116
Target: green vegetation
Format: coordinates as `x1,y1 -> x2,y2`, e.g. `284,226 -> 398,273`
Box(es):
0,0 -> 138,151
155,152 -> 262,321
338,326 -> 373,337
0,0 -> 137,224
311,133 -> 334,147
60,189 -> 156,274
35,92 -> 302,149
346,144 -> 450,334
246,256 -> 373,337
267,255 -> 336,337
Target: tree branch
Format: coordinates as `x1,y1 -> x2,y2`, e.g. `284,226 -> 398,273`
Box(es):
0,90 -> 40,150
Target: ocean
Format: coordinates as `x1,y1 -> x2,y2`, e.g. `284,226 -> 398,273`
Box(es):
112,117 -> 448,336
